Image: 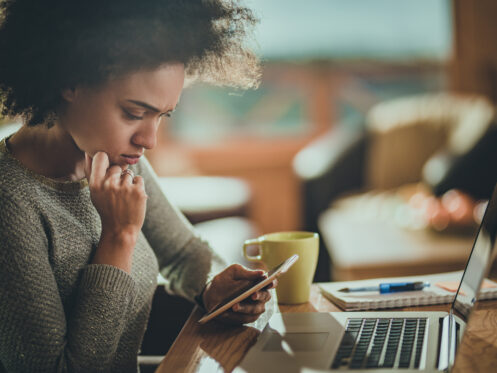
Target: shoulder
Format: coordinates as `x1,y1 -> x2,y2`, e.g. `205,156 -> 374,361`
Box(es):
0,173 -> 41,228
0,149 -> 48,226
0,151 -> 29,196
130,155 -> 155,178
0,156 -> 49,261
0,149 -> 39,198
129,156 -> 161,188
0,179 -> 48,265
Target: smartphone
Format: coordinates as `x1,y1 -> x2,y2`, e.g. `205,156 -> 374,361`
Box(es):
197,254 -> 299,324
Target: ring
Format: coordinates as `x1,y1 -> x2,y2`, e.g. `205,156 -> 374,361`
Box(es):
121,169 -> 135,179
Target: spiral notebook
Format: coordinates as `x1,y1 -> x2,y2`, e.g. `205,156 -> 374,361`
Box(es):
319,271 -> 497,311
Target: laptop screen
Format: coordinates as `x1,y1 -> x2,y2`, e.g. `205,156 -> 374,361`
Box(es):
452,184 -> 497,320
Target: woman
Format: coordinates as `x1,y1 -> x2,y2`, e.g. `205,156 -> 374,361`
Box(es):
0,0 -> 273,371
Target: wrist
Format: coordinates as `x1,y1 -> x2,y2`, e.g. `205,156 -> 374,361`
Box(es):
198,281 -> 212,311
100,228 -> 138,250
93,229 -> 138,273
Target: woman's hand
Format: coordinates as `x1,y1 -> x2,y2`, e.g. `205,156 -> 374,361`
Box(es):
202,264 -> 276,325
85,152 -> 148,272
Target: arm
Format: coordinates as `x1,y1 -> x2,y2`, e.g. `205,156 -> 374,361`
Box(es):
85,152 -> 147,273
0,194 -> 137,372
135,157 -> 226,301
135,159 -> 273,324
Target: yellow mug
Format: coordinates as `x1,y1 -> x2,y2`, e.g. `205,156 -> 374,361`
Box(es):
243,231 -> 319,304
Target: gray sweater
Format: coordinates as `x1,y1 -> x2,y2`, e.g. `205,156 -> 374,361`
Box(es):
0,137 -> 225,372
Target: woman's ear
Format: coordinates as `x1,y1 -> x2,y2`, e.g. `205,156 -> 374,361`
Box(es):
61,87 -> 77,102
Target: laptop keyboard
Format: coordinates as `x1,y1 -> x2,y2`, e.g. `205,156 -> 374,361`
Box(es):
331,318 -> 427,370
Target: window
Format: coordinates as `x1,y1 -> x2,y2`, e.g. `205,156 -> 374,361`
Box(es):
166,0 -> 452,142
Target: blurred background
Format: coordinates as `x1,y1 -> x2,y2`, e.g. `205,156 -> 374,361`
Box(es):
2,0 -> 497,282
146,0 -> 497,281
149,0 -> 451,230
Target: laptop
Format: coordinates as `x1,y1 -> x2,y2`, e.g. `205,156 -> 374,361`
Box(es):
236,184 -> 497,373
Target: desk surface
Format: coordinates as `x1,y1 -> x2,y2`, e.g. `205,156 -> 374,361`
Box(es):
319,204 -> 474,280
156,285 -> 497,373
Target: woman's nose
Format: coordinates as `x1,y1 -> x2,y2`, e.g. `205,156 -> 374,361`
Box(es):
132,120 -> 158,150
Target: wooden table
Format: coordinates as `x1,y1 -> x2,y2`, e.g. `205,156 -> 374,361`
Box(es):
318,203 -> 475,281
155,285 -> 497,372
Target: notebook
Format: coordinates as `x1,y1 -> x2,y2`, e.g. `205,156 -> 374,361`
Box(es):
235,183 -> 497,372
318,271 -> 497,311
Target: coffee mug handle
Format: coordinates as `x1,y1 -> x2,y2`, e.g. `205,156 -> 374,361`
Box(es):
243,238 -> 262,262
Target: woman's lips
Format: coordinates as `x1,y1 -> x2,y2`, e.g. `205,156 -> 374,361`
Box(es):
121,154 -> 142,165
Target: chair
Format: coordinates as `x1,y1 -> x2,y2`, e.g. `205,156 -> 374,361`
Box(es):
293,93 -> 496,281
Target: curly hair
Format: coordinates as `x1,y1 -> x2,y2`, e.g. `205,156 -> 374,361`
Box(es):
0,0 -> 260,126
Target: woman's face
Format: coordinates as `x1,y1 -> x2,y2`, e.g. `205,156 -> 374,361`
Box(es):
60,63 -> 185,168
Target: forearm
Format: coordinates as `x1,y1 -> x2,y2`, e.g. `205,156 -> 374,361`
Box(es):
159,236 -> 227,301
86,151 -> 147,274
0,266 -> 137,372
64,264 -> 137,371
91,229 -> 137,273
0,192 -> 137,371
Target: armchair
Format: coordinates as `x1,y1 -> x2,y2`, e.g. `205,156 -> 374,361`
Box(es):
293,93 -> 496,281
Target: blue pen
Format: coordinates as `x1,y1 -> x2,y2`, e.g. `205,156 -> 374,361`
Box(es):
339,281 -> 430,294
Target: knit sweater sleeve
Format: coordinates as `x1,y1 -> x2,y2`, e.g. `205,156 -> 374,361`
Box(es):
0,193 -> 137,372
135,158 -> 226,302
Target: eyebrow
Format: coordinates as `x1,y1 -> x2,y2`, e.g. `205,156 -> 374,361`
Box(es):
126,99 -> 171,114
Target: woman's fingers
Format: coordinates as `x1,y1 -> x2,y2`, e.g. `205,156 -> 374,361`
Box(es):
235,290 -> 271,312
233,301 -> 266,314
84,151 -> 146,236
104,165 -> 123,186
265,279 -> 278,290
120,168 -> 135,185
251,289 -> 271,302
231,265 -> 265,281
203,264 -> 277,325
84,152 -> 93,180
133,175 -> 145,188
90,151 -> 110,186
133,176 -> 147,198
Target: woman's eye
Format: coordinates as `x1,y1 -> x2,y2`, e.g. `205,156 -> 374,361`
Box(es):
124,110 -> 143,120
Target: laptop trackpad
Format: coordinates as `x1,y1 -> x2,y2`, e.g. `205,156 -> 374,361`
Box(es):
263,332 -> 329,352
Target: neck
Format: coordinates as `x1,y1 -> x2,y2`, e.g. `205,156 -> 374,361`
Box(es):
9,123 -> 86,181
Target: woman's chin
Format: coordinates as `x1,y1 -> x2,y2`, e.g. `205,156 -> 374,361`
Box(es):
106,156 -> 128,169
112,160 -> 129,170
